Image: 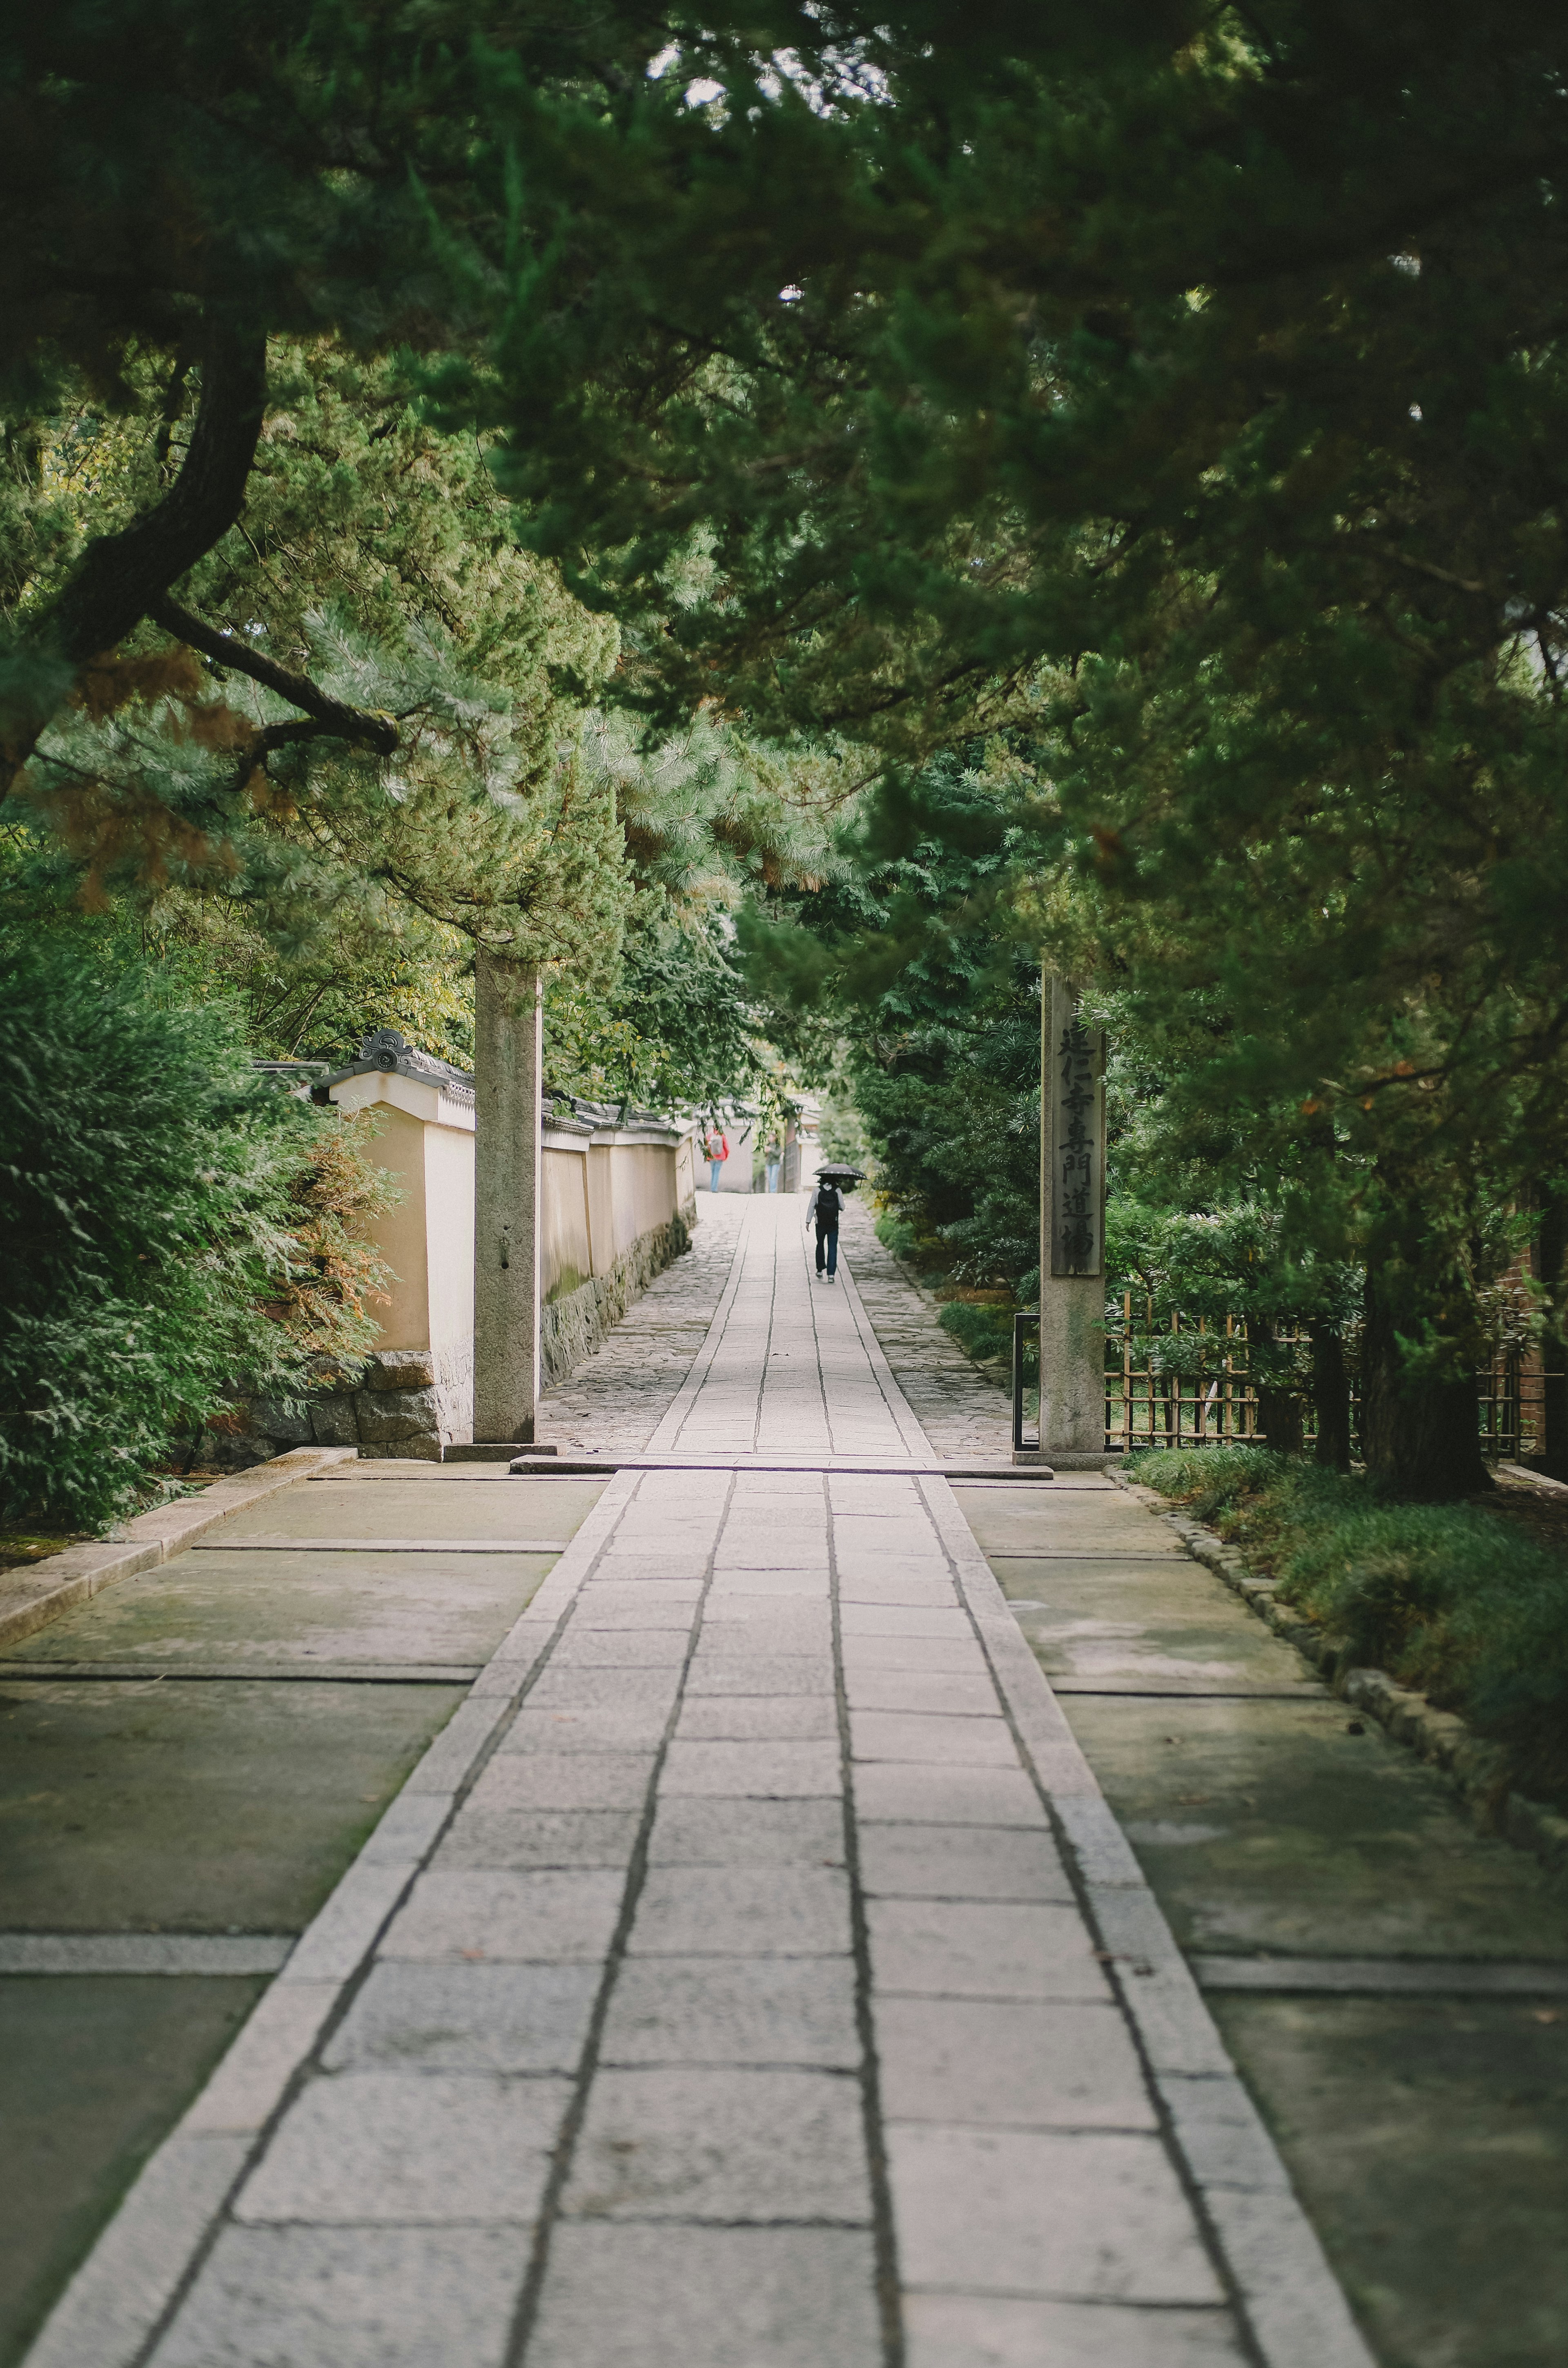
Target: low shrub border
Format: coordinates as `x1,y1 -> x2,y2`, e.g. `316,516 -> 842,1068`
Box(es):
1113,1452 -> 1568,1884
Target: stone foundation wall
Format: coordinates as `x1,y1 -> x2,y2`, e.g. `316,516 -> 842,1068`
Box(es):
541,1208 -> 693,1386
193,1205 -> 695,1469
192,1347 -> 452,1470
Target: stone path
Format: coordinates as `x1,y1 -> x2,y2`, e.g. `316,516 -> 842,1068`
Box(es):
539,1195 -> 746,1458
27,1198 -> 1372,2368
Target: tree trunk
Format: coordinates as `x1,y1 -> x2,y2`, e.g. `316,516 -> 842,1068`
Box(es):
1361,1270 -> 1489,1499
1532,1188 -> 1568,1481
1249,1319 -> 1304,1453
1310,1322 -> 1352,1471
2,320 -> 269,794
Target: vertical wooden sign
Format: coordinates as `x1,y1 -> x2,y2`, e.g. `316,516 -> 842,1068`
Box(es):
1047,977 -> 1106,1279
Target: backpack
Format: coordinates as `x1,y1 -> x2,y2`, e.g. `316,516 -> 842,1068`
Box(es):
813,1182 -> 840,1222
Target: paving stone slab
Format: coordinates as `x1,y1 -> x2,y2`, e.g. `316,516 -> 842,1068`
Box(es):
154,2224 -> 526,2368
235,2069 -> 570,2224
853,1764 -> 1048,1828
839,1603 -> 971,1640
878,1995 -> 1156,2129
858,1822 -> 1075,1903
648,1796 -> 847,1867
709,1569 -> 831,1597
887,2123 -> 1226,2304
548,1628 -> 690,1668
601,1955 -> 860,2069
528,2224 -> 881,2368
325,1960 -> 600,2074
695,1603 -> 833,1651
662,1737 -> 843,1799
498,1704 -> 673,1755
432,1807 -> 641,1873
903,2293 -> 1246,2368
468,1750 -> 658,1813
521,1664 -> 682,1712
563,2066 -> 871,2222
839,1633 -> 990,1676
870,1898 -> 1112,2002
629,1863 -> 853,1957
683,1652 -> 835,1697
851,1709 -> 1020,1768
844,1669 -> 1003,1718
675,1693 -> 838,1741
381,1868 -> 625,1963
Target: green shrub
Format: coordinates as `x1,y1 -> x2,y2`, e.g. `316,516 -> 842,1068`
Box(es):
937,1300 -> 1012,1363
874,1210 -> 920,1262
1132,1448 -> 1568,1805
0,938 -> 389,1532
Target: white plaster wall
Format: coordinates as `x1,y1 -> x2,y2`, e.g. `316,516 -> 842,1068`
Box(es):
543,1143 -> 593,1299
353,1102 -> 430,1351
423,1119 -> 475,1361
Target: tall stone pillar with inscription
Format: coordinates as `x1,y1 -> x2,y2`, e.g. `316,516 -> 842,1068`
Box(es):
473,950 -> 543,1445
1034,972 -> 1108,1463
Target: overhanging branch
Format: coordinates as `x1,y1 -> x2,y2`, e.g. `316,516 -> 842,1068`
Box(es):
2,319 -> 270,794
152,597 -> 399,757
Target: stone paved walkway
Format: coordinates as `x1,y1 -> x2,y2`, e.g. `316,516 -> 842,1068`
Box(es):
29,1198 -> 1371,2368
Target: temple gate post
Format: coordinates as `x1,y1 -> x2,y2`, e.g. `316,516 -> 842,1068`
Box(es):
1035,971 -> 1108,1463
473,950 -> 542,1444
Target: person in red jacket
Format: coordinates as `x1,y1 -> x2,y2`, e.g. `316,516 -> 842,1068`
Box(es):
704,1126 -> 730,1193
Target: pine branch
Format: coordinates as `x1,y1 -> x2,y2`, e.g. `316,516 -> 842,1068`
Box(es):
151,598 -> 399,756
2,320 -> 269,794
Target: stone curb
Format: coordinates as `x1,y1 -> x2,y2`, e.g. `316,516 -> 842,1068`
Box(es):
22,1463 -> 643,2368
0,1447 -> 360,1657
919,1472 -> 1376,2368
1109,1472 -> 1568,1883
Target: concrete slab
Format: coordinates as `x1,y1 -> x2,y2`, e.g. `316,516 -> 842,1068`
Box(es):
1067,1694 -> 1568,1960
0,1677 -> 463,1933
0,1976 -> 266,2368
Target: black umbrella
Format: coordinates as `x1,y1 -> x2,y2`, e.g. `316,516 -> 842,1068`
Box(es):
815,1163 -> 866,1186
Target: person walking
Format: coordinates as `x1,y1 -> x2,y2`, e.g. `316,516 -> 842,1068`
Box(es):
764,1139 -> 782,1194
809,1175 -> 844,1279
704,1124 -> 730,1193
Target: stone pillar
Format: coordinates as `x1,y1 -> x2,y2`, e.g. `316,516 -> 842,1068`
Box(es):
474,951 -> 542,1444
1036,972 -> 1108,1460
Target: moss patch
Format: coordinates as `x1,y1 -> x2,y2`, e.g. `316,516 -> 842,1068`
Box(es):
1131,1448 -> 1568,1808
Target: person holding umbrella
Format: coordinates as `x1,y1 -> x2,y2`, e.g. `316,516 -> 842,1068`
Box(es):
808,1164 -> 864,1280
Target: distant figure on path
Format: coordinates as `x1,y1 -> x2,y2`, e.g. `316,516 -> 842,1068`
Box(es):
764,1139 -> 782,1193
704,1125 -> 730,1192
810,1176 -> 844,1278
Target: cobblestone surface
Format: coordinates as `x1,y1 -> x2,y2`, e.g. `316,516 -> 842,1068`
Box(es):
537,1193 -> 745,1456
835,1199 -> 1015,1463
